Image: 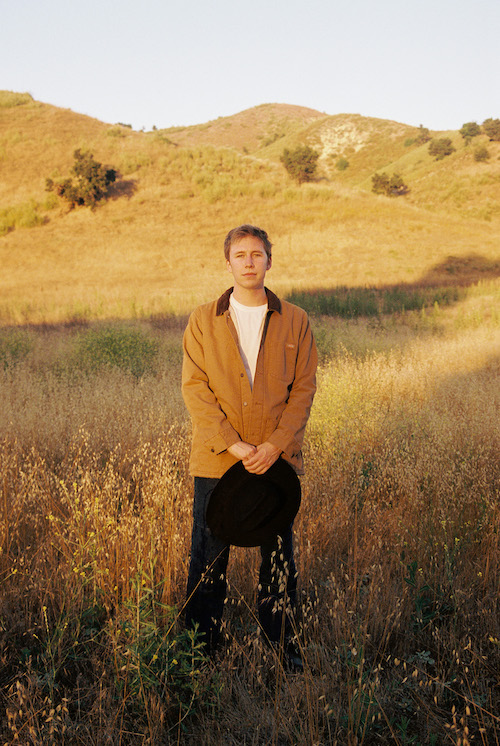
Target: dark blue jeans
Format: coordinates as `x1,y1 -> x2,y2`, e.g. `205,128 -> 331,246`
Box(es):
185,476 -> 298,652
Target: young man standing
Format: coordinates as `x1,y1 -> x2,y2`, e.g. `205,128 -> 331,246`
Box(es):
182,224 -> 317,663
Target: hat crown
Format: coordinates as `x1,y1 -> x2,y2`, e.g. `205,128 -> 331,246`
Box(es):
206,459 -> 301,547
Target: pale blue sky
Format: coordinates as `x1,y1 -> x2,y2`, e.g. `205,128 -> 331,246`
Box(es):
1,0 -> 499,131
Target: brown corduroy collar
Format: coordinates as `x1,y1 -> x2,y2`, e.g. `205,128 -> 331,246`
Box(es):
215,287 -> 282,316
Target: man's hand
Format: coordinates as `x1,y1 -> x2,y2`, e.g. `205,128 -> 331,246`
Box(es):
228,441 -> 257,461
242,442 -> 281,475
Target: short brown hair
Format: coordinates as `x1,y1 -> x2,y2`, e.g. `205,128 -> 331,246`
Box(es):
224,224 -> 272,261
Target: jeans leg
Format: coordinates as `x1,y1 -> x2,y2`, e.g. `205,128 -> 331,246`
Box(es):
258,525 -> 297,644
185,477 -> 230,652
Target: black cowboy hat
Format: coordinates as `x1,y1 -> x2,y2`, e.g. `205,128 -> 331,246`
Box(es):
206,458 -> 301,547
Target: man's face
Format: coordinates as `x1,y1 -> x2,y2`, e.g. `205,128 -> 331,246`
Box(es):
226,235 -> 272,291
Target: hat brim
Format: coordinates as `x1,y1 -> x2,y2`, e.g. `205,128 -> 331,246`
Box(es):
206,459 -> 301,547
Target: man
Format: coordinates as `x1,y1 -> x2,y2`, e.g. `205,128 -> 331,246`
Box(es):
182,224 -> 317,663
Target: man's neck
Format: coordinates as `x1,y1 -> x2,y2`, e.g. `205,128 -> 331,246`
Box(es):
231,286 -> 267,307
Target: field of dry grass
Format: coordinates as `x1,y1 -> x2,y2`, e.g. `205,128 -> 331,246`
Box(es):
0,291 -> 499,744
1,92 -> 499,744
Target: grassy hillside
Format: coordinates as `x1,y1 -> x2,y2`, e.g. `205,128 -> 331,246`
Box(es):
1,92 -> 499,744
0,91 -> 499,323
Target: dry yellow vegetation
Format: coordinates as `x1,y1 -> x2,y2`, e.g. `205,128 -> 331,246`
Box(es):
0,92 -> 499,743
1,92 -> 499,323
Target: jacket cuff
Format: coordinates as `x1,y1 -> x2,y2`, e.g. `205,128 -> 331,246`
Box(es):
267,431 -> 301,460
204,427 -> 240,456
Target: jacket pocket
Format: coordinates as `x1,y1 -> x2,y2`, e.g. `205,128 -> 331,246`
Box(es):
268,341 -> 297,384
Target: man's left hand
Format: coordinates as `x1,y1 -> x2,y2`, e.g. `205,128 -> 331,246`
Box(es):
242,442 -> 281,475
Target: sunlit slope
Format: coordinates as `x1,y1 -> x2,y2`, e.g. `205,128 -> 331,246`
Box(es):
1,93 -> 499,322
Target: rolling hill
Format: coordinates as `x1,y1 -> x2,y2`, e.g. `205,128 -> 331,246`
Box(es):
0,91 -> 499,323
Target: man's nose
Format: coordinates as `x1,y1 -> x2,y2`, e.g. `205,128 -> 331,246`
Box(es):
245,255 -> 254,267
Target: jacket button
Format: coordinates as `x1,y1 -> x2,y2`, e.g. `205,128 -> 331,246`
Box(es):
243,401 -> 248,406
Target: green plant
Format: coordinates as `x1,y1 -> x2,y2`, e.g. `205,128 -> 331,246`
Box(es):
414,125 -> 431,144
0,329 -> 33,368
474,145 -> 490,162
482,117 -> 500,141
73,325 -> 159,377
280,145 -> 319,184
0,201 -> 46,235
403,559 -> 454,632
460,121 -> 481,142
371,172 -> 409,197
428,138 -> 455,160
46,149 -> 117,209
112,570 -> 215,720
336,157 -> 349,171
396,716 -> 418,744
106,126 -> 127,138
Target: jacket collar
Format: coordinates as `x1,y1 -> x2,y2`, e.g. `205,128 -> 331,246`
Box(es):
216,287 -> 281,316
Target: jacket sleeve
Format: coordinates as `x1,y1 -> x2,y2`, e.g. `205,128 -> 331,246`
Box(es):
266,313 -> 317,459
182,309 -> 241,455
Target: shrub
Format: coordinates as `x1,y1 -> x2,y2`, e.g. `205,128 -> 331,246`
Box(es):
414,125 -> 431,144
0,90 -> 33,108
0,330 -> 33,369
474,145 -> 490,162
106,127 -> 127,138
336,157 -> 349,171
46,150 -> 117,209
460,121 -> 481,141
371,172 -> 409,197
73,326 -> 159,377
280,145 -> 319,184
482,117 -> 500,141
0,201 -> 45,236
428,138 -> 455,160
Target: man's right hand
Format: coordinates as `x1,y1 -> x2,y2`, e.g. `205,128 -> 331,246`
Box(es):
228,441 -> 257,461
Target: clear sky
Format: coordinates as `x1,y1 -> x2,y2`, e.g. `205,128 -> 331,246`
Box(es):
2,0 -> 499,132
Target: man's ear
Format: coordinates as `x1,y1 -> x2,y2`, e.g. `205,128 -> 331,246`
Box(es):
267,256 -> 272,270
226,259 -> 232,273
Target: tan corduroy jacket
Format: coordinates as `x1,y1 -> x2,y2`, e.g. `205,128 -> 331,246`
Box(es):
182,287 -> 317,478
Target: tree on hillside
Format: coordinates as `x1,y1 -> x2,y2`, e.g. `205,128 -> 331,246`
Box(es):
482,118 -> 500,141
415,125 -> 431,145
280,145 -> 319,184
46,150 -> 117,209
371,172 -> 409,197
459,121 -> 481,142
428,138 -> 455,160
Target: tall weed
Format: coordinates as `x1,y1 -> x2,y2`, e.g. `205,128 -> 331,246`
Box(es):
72,325 -> 159,377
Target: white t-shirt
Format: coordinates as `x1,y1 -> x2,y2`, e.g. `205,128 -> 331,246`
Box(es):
229,295 -> 268,388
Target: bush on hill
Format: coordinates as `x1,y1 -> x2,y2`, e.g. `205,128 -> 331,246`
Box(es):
0,90 -> 34,108
46,150 -> 117,209
459,121 -> 481,142
280,145 -> 319,184
371,172 -> 409,197
474,145 -> 490,162
428,138 -> 455,160
414,125 -> 431,144
482,118 -> 500,141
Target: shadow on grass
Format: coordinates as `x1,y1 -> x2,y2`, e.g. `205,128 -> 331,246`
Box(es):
108,176 -> 138,201
286,254 -> 500,317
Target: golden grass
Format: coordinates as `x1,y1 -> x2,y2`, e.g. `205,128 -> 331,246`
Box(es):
1,94 -> 499,742
1,95 -> 500,325
0,301 -> 498,743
